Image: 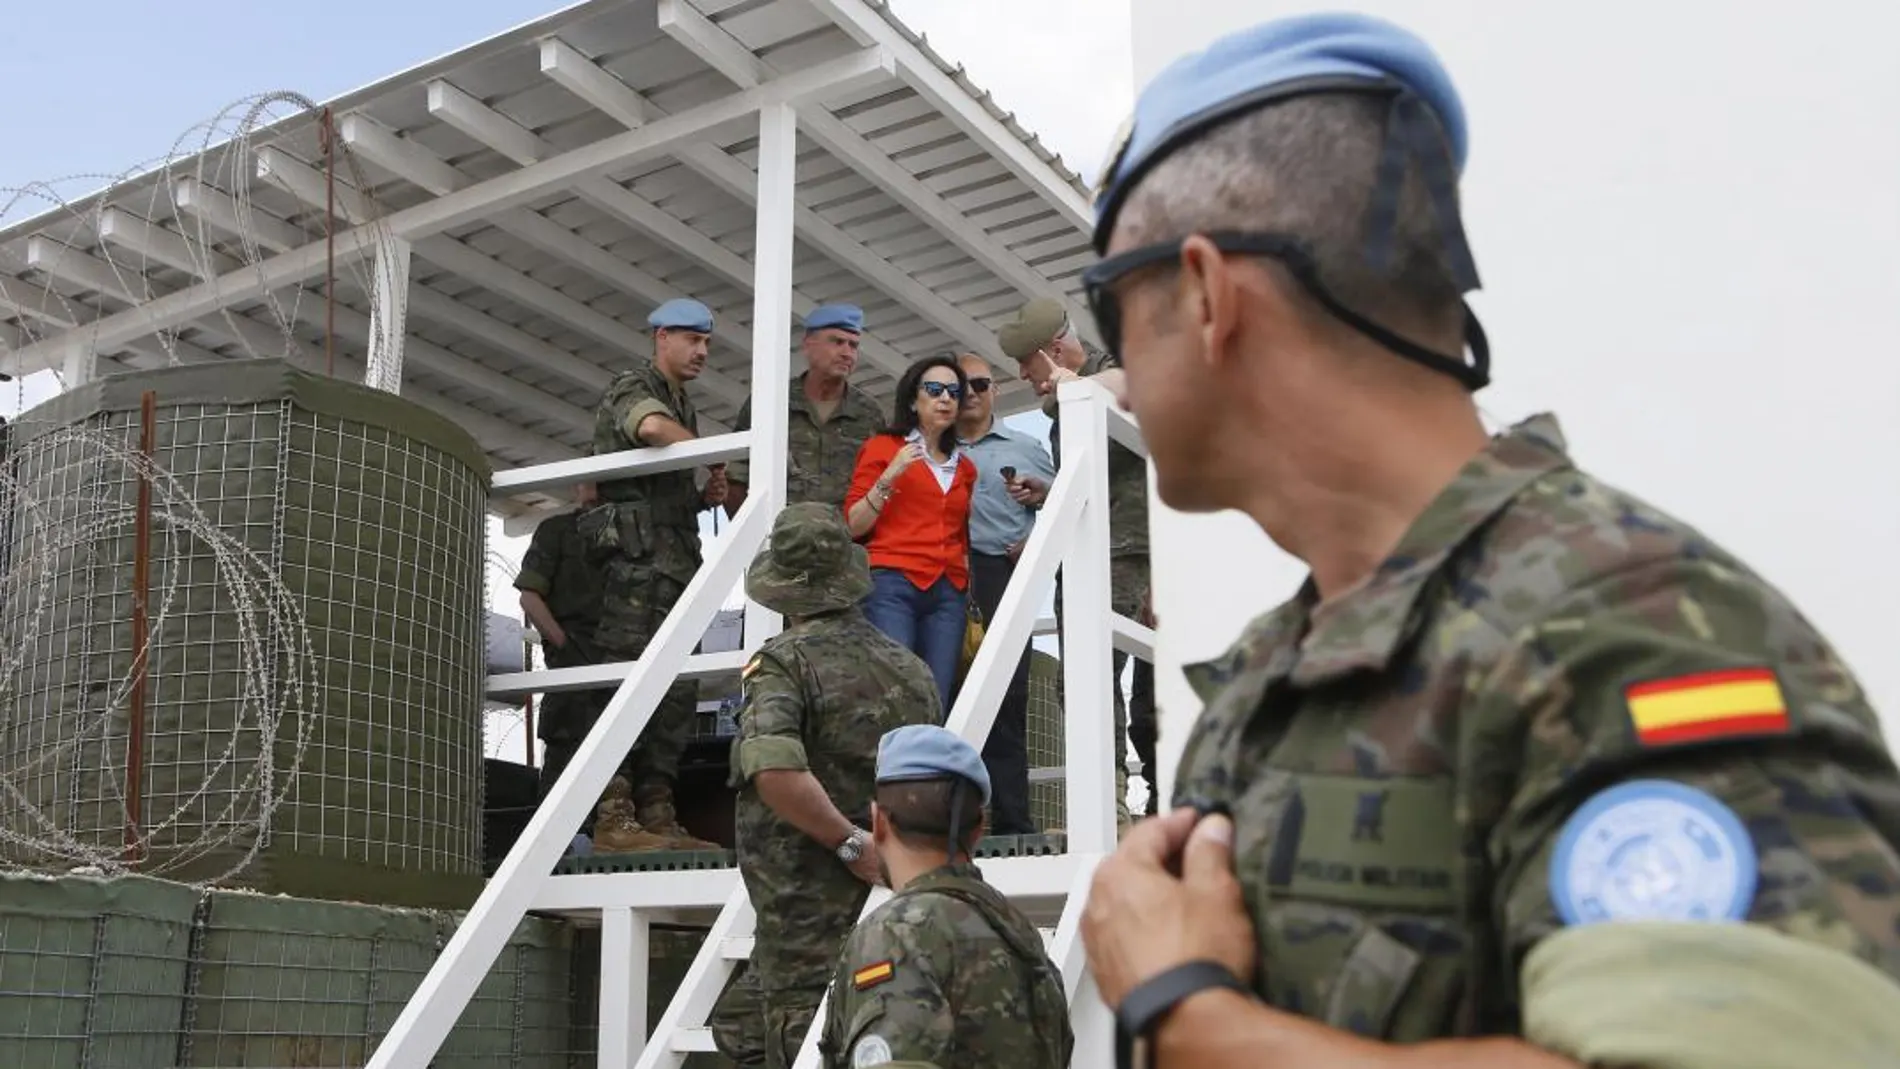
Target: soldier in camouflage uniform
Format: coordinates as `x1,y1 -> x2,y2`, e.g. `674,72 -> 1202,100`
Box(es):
513,482 -> 615,841
1079,13 -> 1900,1068
725,303 -> 885,517
998,296 -> 1156,825
582,297 -> 728,852
721,502 -> 942,1069
820,725 -> 1072,1069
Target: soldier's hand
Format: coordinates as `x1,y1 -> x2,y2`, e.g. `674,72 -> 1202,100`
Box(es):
847,839 -> 883,886
703,464 -> 729,506
1081,808 -> 1254,1008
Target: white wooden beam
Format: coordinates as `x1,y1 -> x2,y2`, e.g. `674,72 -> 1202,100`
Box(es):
538,37 -> 653,129
97,206 -> 241,278
364,236 -> 412,393
428,80 -> 546,168
404,285 -> 611,394
659,0 -> 1099,347
490,431 -> 749,498
0,49 -> 898,376
745,102 -> 798,650
26,236 -> 154,305
338,113 -> 467,197
803,0 -> 1093,235
173,176 -> 307,252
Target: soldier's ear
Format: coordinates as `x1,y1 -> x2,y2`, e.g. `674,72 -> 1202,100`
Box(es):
870,803 -> 890,843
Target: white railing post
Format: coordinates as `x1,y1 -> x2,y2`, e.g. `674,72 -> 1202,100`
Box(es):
742,101 -> 798,652
600,906 -> 652,1066
1056,380 -> 1117,855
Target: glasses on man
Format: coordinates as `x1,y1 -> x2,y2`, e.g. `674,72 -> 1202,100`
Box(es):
964,377 -> 993,394
919,381 -> 964,400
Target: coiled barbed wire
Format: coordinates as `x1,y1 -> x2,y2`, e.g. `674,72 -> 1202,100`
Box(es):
0,424 -> 319,883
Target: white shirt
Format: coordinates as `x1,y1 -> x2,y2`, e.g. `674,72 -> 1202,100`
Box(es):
906,428 -> 961,492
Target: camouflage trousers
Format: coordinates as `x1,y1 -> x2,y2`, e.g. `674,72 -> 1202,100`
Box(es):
714,825 -> 870,1068
1053,555 -> 1155,824
535,634 -> 622,832
595,548 -> 699,793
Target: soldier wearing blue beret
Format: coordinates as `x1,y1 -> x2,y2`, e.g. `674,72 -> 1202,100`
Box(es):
725,301 -> 884,524
1079,11 -> 1900,1069
818,726 -> 1073,1069
582,294 -> 729,853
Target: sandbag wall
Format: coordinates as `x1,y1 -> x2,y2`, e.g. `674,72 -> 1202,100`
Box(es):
0,360 -> 491,908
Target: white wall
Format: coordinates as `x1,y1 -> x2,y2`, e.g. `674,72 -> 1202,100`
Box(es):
1134,0 -> 1900,803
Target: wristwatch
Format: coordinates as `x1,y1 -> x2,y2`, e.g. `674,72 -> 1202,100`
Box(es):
1114,961 -> 1253,1069
835,827 -> 869,863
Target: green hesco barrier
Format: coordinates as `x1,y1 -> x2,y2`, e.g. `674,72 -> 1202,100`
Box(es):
0,870 -> 199,1069
0,359 -> 492,908
1027,650 -> 1067,831
180,889 -> 442,1067
570,925 -> 732,1069
437,913 -> 576,1068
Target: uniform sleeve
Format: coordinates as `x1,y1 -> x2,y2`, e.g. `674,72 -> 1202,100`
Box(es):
829,903 -> 958,1068
727,397 -> 753,486
733,650 -> 808,781
513,520 -> 561,595
1477,554 -> 1900,1066
611,377 -> 675,446
845,436 -> 893,517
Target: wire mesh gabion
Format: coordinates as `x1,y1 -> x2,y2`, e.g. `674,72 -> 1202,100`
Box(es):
0,359 -> 492,906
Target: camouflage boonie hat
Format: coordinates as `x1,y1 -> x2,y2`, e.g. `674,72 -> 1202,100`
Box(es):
745,502 -> 873,617
995,297 -> 1068,361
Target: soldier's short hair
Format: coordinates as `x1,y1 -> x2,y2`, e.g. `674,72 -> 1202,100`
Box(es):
876,777 -> 985,849
1117,93 -> 1465,343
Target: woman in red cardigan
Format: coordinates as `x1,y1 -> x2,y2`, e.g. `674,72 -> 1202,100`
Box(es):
844,354 -> 977,711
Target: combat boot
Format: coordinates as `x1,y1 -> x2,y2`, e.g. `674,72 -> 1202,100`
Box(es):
633,785 -> 722,852
590,776 -> 672,853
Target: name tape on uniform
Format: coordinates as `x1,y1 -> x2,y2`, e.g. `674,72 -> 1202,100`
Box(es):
1624,666 -> 1792,748
1548,779 -> 1758,927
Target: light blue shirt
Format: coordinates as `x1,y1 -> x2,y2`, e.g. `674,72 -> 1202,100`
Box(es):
959,419 -> 1056,556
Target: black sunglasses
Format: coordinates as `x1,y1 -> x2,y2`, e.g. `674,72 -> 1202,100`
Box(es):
1079,228 -> 1488,390
965,377 -> 993,394
919,380 -> 964,400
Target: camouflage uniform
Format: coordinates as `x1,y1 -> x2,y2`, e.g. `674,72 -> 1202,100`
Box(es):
719,503 -> 943,1069
582,359 -> 707,838
728,371 -> 885,508
1046,344 -> 1154,823
819,860 -> 1073,1069
1170,414 -> 1900,1042
513,511 -> 615,814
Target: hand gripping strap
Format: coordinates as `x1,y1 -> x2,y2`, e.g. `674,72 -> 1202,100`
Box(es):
1114,960 -> 1252,1069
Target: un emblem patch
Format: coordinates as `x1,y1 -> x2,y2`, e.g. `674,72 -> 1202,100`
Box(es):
1548,779 -> 1757,927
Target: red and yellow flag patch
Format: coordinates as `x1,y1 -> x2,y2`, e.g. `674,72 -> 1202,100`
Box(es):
852,960 -> 894,991
1625,667 -> 1791,747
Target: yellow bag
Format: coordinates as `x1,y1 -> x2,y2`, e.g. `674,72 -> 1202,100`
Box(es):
958,599 -> 986,684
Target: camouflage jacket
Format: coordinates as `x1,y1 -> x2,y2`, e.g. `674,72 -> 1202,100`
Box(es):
513,511 -> 603,642
1045,347 -> 1148,559
819,860 -> 1073,1069
1172,413 -> 1900,1041
729,372 -> 885,508
592,360 -> 702,526
730,607 -> 941,865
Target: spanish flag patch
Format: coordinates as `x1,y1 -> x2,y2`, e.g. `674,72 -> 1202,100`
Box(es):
1625,667 -> 1792,747
852,960 -> 894,991
741,656 -> 762,681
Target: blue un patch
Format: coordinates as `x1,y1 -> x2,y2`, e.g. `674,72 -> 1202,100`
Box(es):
1548,779 -> 1758,926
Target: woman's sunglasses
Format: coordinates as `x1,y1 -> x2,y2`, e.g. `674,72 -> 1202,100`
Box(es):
919,381 -> 964,400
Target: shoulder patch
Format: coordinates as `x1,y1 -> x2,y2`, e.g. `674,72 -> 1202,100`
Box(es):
851,1034 -> 893,1067
741,655 -> 762,681
1624,666 -> 1792,748
1548,779 -> 1757,927
851,960 -> 894,991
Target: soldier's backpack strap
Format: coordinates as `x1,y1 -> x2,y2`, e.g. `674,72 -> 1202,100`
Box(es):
907,875 -> 1069,1064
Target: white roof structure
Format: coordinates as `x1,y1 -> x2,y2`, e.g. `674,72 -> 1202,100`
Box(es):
0,0 -> 1104,528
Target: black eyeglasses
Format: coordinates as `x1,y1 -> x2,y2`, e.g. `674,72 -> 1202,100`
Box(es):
1079,228 -> 1489,390
965,377 -> 993,394
920,381 -> 964,400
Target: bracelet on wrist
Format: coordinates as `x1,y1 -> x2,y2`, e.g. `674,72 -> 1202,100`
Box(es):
1115,961 -> 1252,1069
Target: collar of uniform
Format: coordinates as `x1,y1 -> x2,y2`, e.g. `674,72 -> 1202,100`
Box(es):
643,358 -> 685,406
1181,595 -> 1312,707
906,857 -> 986,891
1288,413 -> 1574,684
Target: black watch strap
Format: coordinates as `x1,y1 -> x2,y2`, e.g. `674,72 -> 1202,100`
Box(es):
1114,960 -> 1251,1069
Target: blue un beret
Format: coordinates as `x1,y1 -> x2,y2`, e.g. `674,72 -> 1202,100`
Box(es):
1092,12 -> 1468,252
648,298 -> 714,334
803,303 -> 864,335
877,725 -> 991,806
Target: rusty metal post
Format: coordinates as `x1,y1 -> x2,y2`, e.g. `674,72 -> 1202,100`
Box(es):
124,389 -> 156,861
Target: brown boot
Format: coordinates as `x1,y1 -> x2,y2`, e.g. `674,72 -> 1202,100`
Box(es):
590,776 -> 673,853
633,785 -> 722,852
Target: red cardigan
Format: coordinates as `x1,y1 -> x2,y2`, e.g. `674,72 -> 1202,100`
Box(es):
846,433 -> 976,592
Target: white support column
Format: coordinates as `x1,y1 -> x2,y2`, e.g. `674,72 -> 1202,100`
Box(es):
1057,381 -> 1118,855
599,906 -> 652,1067
364,237 -> 412,393
59,338 -> 96,387
742,102 -> 798,653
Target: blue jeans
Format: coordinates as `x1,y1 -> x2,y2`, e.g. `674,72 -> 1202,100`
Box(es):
863,569 -> 966,714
